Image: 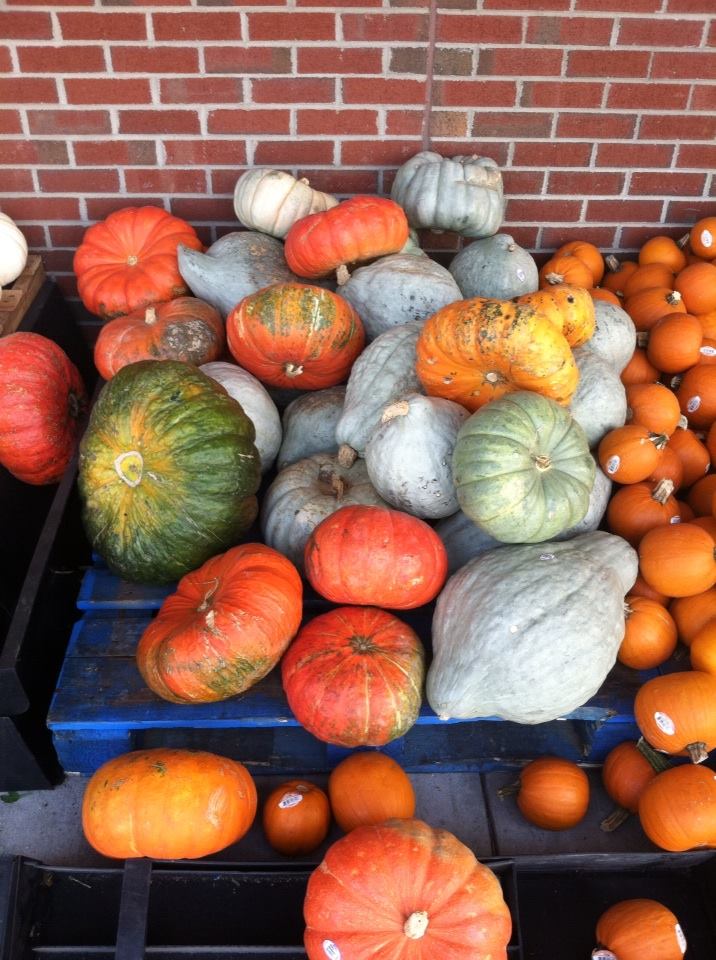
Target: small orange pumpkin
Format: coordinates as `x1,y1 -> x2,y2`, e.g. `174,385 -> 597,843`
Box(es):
590,287 -> 621,306
327,752 -> 415,833
555,239 -> 604,284
675,261 -> 716,315
503,756 -> 590,831
606,479 -> 679,546
689,217 -> 716,259
668,423 -> 711,487
692,515 -> 716,539
630,573 -> 670,605
600,740 -> 669,832
639,762 -> 716,851
686,473 -> 716,516
697,308 -> 716,339
619,596 -> 677,669
602,256 -> 637,296
639,522 -> 716,598
638,235 -> 688,273
598,425 -> 667,485
670,587 -> 716,645
625,381 -> 681,436
262,780 -> 331,856
539,252 -> 594,288
635,670 -> 716,763
646,445 -> 684,491
624,286 -> 686,332
620,347 -> 659,386
595,898 -> 687,960
690,619 -> 716,676
646,312 -> 703,373
706,420 -> 716,467
622,262 -> 676,299
676,361 -> 716,429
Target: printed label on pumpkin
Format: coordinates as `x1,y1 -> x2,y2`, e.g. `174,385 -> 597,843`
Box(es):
278,791 -> 304,809
323,940 -> 341,960
675,923 -> 687,954
654,711 -> 676,736
701,229 -> 713,249
687,396 -> 701,413
539,553 -> 555,561
592,951 -> 618,960
700,346 -> 716,357
670,515 -> 682,524
606,455 -> 621,475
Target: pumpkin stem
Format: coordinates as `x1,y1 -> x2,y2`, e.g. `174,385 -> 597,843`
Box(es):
485,370 -> 505,385
144,306 -> 157,325
677,415 -> 688,430
284,362 -> 304,378
126,254 -> 139,267
533,454 -> 552,472
113,450 -> 144,488
337,444 -> 357,468
666,290 -> 682,305
600,805 -> 630,832
299,177 -> 310,185
635,737 -> 671,772
336,264 -> 350,286
677,232 -> 690,249
497,780 -> 520,799
67,390 -> 82,420
687,741 -> 708,764
635,331 -> 648,348
649,432 -> 668,451
669,375 -> 682,391
604,254 -> 620,272
652,478 -> 674,504
544,271 -> 565,285
349,634 -> 376,654
381,400 -> 410,423
623,600 -> 633,618
197,578 -> 220,612
403,911 -> 429,940
317,466 -> 346,500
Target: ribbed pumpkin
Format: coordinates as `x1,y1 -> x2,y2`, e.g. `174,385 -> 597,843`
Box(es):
635,670 -> 716,763
594,899 -> 687,960
515,283 -> 595,348
638,522 -> 716,598
328,753 -> 416,833
262,780 -> 331,856
600,740 -> 668,832
303,819 -> 512,960
598,424 -> 667,485
78,361 -> 261,584
639,762 -> 716,851
73,205 -> 202,319
504,757 -> 590,831
82,748 -> 257,859
670,588 -> 716,645
0,332 -> 86,485
618,596 -> 677,669
304,504 -> 447,609
226,283 -> 365,390
282,606 -> 425,748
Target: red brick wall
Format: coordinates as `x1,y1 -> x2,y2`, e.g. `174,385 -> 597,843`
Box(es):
1,1 -> 714,310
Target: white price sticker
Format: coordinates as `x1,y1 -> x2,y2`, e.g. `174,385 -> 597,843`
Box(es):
278,791 -> 304,809
700,229 -> 713,249
655,711 -> 676,736
687,396 -> 701,413
675,923 -> 687,954
323,940 -> 341,960
606,455 -> 621,475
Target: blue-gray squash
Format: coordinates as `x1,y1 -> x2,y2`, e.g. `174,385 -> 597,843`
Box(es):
434,510 -> 502,575
449,234 -> 538,300
580,300 -> 637,374
277,386 -> 346,471
569,346 -> 628,448
552,459 -> 612,542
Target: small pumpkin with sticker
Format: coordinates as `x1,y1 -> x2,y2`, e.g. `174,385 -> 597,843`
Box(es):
634,670 -> 716,763
263,780 -> 331,856
593,898 -> 688,960
598,425 -> 667,485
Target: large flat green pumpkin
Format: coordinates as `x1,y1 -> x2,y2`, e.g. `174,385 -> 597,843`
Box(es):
78,360 -> 260,584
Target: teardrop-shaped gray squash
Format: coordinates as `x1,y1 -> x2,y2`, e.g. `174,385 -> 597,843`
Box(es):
449,234 -> 538,300
426,531 -> 638,723
434,510 -> 503,575
277,386 -> 346,471
341,254 -> 462,342
552,459 -> 612,542
581,300 -> 636,374
335,321 -> 423,463
364,394 -> 468,519
569,346 -> 627,448
260,452 -> 387,571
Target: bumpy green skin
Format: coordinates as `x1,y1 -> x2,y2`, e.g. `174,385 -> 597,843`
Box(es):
78,360 -> 261,584
452,391 -> 595,544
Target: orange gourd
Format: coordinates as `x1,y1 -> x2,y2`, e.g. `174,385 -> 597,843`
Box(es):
670,588 -> 716,645
686,473 -> 716,516
620,347 -> 659,386
646,312 -> 703,373
635,670 -> 716,762
328,752 -> 415,833
606,479 -> 680,546
625,382 -> 681,436
675,261 -> 716,315
262,780 -> 331,856
600,740 -> 669,832
602,256 -> 637,296
639,522 -> 716,598
539,252 -> 594,288
639,763 -> 716,851
503,756 -> 590,831
638,235 -> 688,273
690,619 -> 716,676
594,898 -> 687,960
619,596 -> 678,669
689,217 -> 716,259
624,287 -> 686,332
668,423 -> 711,487
676,362 -> 716,429
622,262 -> 675,299
598,425 -> 667,484
515,283 -> 595,347
556,239 -> 605,284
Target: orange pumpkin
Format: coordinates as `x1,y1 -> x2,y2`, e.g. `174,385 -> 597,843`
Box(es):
630,573 -> 670,605
625,382 -> 681,436
327,752 -> 415,833
262,780 -> 331,856
689,217 -> 716,259
619,596 -> 677,669
620,347 -> 659,386
606,479 -> 680,546
598,425 -> 666,485
539,252 -> 594,288
506,756 -> 590,831
697,308 -> 716,340
600,740 -> 669,832
646,312 -> 703,373
82,748 -> 257,859
624,287 -> 686,332
676,362 -> 716,429
638,522 -> 716,598
677,498 -> 696,522
670,587 -> 716,645
690,619 -> 716,676
639,762 -> 716,851
706,420 -> 716,467
686,472 -> 716,516
692,515 -> 716,539
556,239 -> 604,284
669,424 -> 711,487
635,670 -> 716,763
696,336 -> 716,363
602,256 -> 637,296
622,262 -> 676,299
595,898 -> 687,960
516,283 -> 595,347
675,261 -> 716,315
646,445 -> 684,491
590,287 -> 621,307
638,235 -> 688,273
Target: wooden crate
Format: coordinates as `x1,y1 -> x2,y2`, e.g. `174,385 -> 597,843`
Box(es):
0,255 -> 46,337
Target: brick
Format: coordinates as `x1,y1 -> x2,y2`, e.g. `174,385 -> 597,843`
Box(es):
558,113 -> 636,138
526,15 -> 612,45
163,139 -> 246,165
59,12 -> 146,39
666,199 -> 715,222
0,170 -> 35,193
28,110 -> 111,135
340,139 -> 423,165
49,225 -> 89,248
567,50 -> 650,78
430,110 -> 472,138
691,85 -> 716,111
666,0 -> 715,11
597,142 -> 674,167
297,109 -> 378,135
296,169 -> 378,194
160,78 -> 244,104
435,79 -> 517,107
429,141 -> 511,164
710,20 -> 716,44
86,198 -> 165,221
210,169 -> 246,195
119,110 -> 201,135
389,47 -> 428,74
111,46 -> 199,74
206,47 -> 291,74
0,78 -> 58,103
153,12 -> 242,41
298,47 -> 383,75
576,0 -> 661,9
501,170 -> 545,194
497,226 -> 540,248
542,226 -> 617,248
255,140 -> 334,165
587,199 -> 664,221
65,78 -> 151,104
170,198 -> 235,222
386,110 -> 424,135
548,171 -> 625,195
42,249 -> 77,274
437,13 -> 523,43
630,171 -> 707,195
342,13 -> 428,42
0,140 -> 69,165
296,0 -> 381,4
472,111 -> 552,138
18,46 -> 106,73
74,140 -> 157,165
678,144 -> 716,168
640,114 -> 716,140
652,52 -> 716,79
521,80 -> 604,108
0,47 -> 12,72
38,169 -> 120,193
507,198 -> 582,221
0,11 -> 52,38
249,12 -> 335,41
253,78 -> 335,103
618,17 -> 705,47
343,78 -> 428,104
477,47 -> 563,76
619,226 -> 669,249
0,197 -> 80,220
417,230 -> 461,251
197,0 -> 289,4
55,275 -> 79,302
12,225 -> 46,248
484,0 -> 570,7
124,169 -> 208,194
512,141 -> 592,166
607,82 -> 690,110
207,108 -> 290,134
0,110 -> 22,134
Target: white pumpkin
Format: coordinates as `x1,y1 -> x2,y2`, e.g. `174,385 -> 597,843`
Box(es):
0,212 -> 28,288
233,169 -> 338,239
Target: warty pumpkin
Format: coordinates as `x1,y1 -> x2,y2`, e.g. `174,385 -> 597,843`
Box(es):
638,762 -> 716,851
638,522 -> 716,598
262,780 -> 331,856
502,757 -> 589,831
635,670 -> 716,763
594,898 -> 687,960
515,283 -> 596,348
619,596 -> 677,669
327,752 -> 415,833
600,739 -> 669,832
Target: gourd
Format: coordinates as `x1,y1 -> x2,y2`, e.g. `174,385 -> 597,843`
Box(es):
634,670 -> 716,763
552,458 -> 612,542
516,284 -> 596,348
281,605 -> 425,747
136,543 -> 302,703
177,231 -> 301,318
327,753 -> 415,832
0,333 -> 86,485
94,297 -> 224,381
303,819 -> 512,960
594,899 -> 687,960
335,321 -> 423,463
570,345 -> 627,448
340,253 -> 462,341
364,394 -> 468,519
638,763 -> 716,851
452,392 -> 595,544
434,510 -> 503,574
277,386 -> 345,470
78,361 -> 260,584
501,757 -> 590,831
580,300 -> 637,373
260,452 -> 386,571
426,531 -> 638,723
390,150 -> 505,237
74,205 -> 202,319
200,361 -> 282,473
449,233 -> 538,300
233,169 -> 338,239
82,748 -> 256,859
262,780 -> 331,856
0,211 -> 28,288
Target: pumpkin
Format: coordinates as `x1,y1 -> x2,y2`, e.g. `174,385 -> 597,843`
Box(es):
93,297 -> 224,381
674,261 -> 716,315
670,588 -> 716,645
73,205 -> 202,319
619,596 -> 678,669
341,253 -> 461,341
0,333 -> 87,485
304,504 -> 447,609
262,780 -> 331,856
78,361 -> 260,584
690,217 -> 716,259
686,472 -> 716,516
539,252 -> 594,288
622,262 -> 675,299
0,211 -> 28,288
434,509 -> 503,575
284,195 -> 409,281
638,235 -> 687,273
570,346 -> 627,448
277,386 -> 345,470
282,605 -> 425,747
630,573 -> 669,605
598,424 -> 667,484
624,287 -> 686,332
581,300 -> 636,374
452,391 -> 595,544
594,899 -> 687,960
638,762 -> 716,851
233,169 -> 338,239
635,670 -> 716,763
646,312 -> 703,373
303,818 -> 512,960
261,453 -> 386,571
503,757 -> 589,831
693,515 -> 716,539
82,748 -> 256,859
690,619 -> 716,675
590,287 -> 622,306
556,239 -> 604,285
390,150 -> 505,237
602,256 -> 638,296
600,740 -> 668,832
620,347 -> 659,386
697,309 -> 716,339
669,423 -> 711,487
647,445 -> 684,491
426,531 -> 638,723
638,522 -> 716,599
625,382 -> 681,436
136,543 -> 302,703
227,283 -> 364,391
606,479 -> 680,546
515,283 -> 596,348
415,297 -> 578,412
552,458 -> 613,542
448,233 -> 538,300
364,394 -> 468,520
327,752 -> 415,833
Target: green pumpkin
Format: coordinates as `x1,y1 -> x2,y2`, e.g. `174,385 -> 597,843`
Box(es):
78,360 -> 261,583
452,391 -> 595,544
